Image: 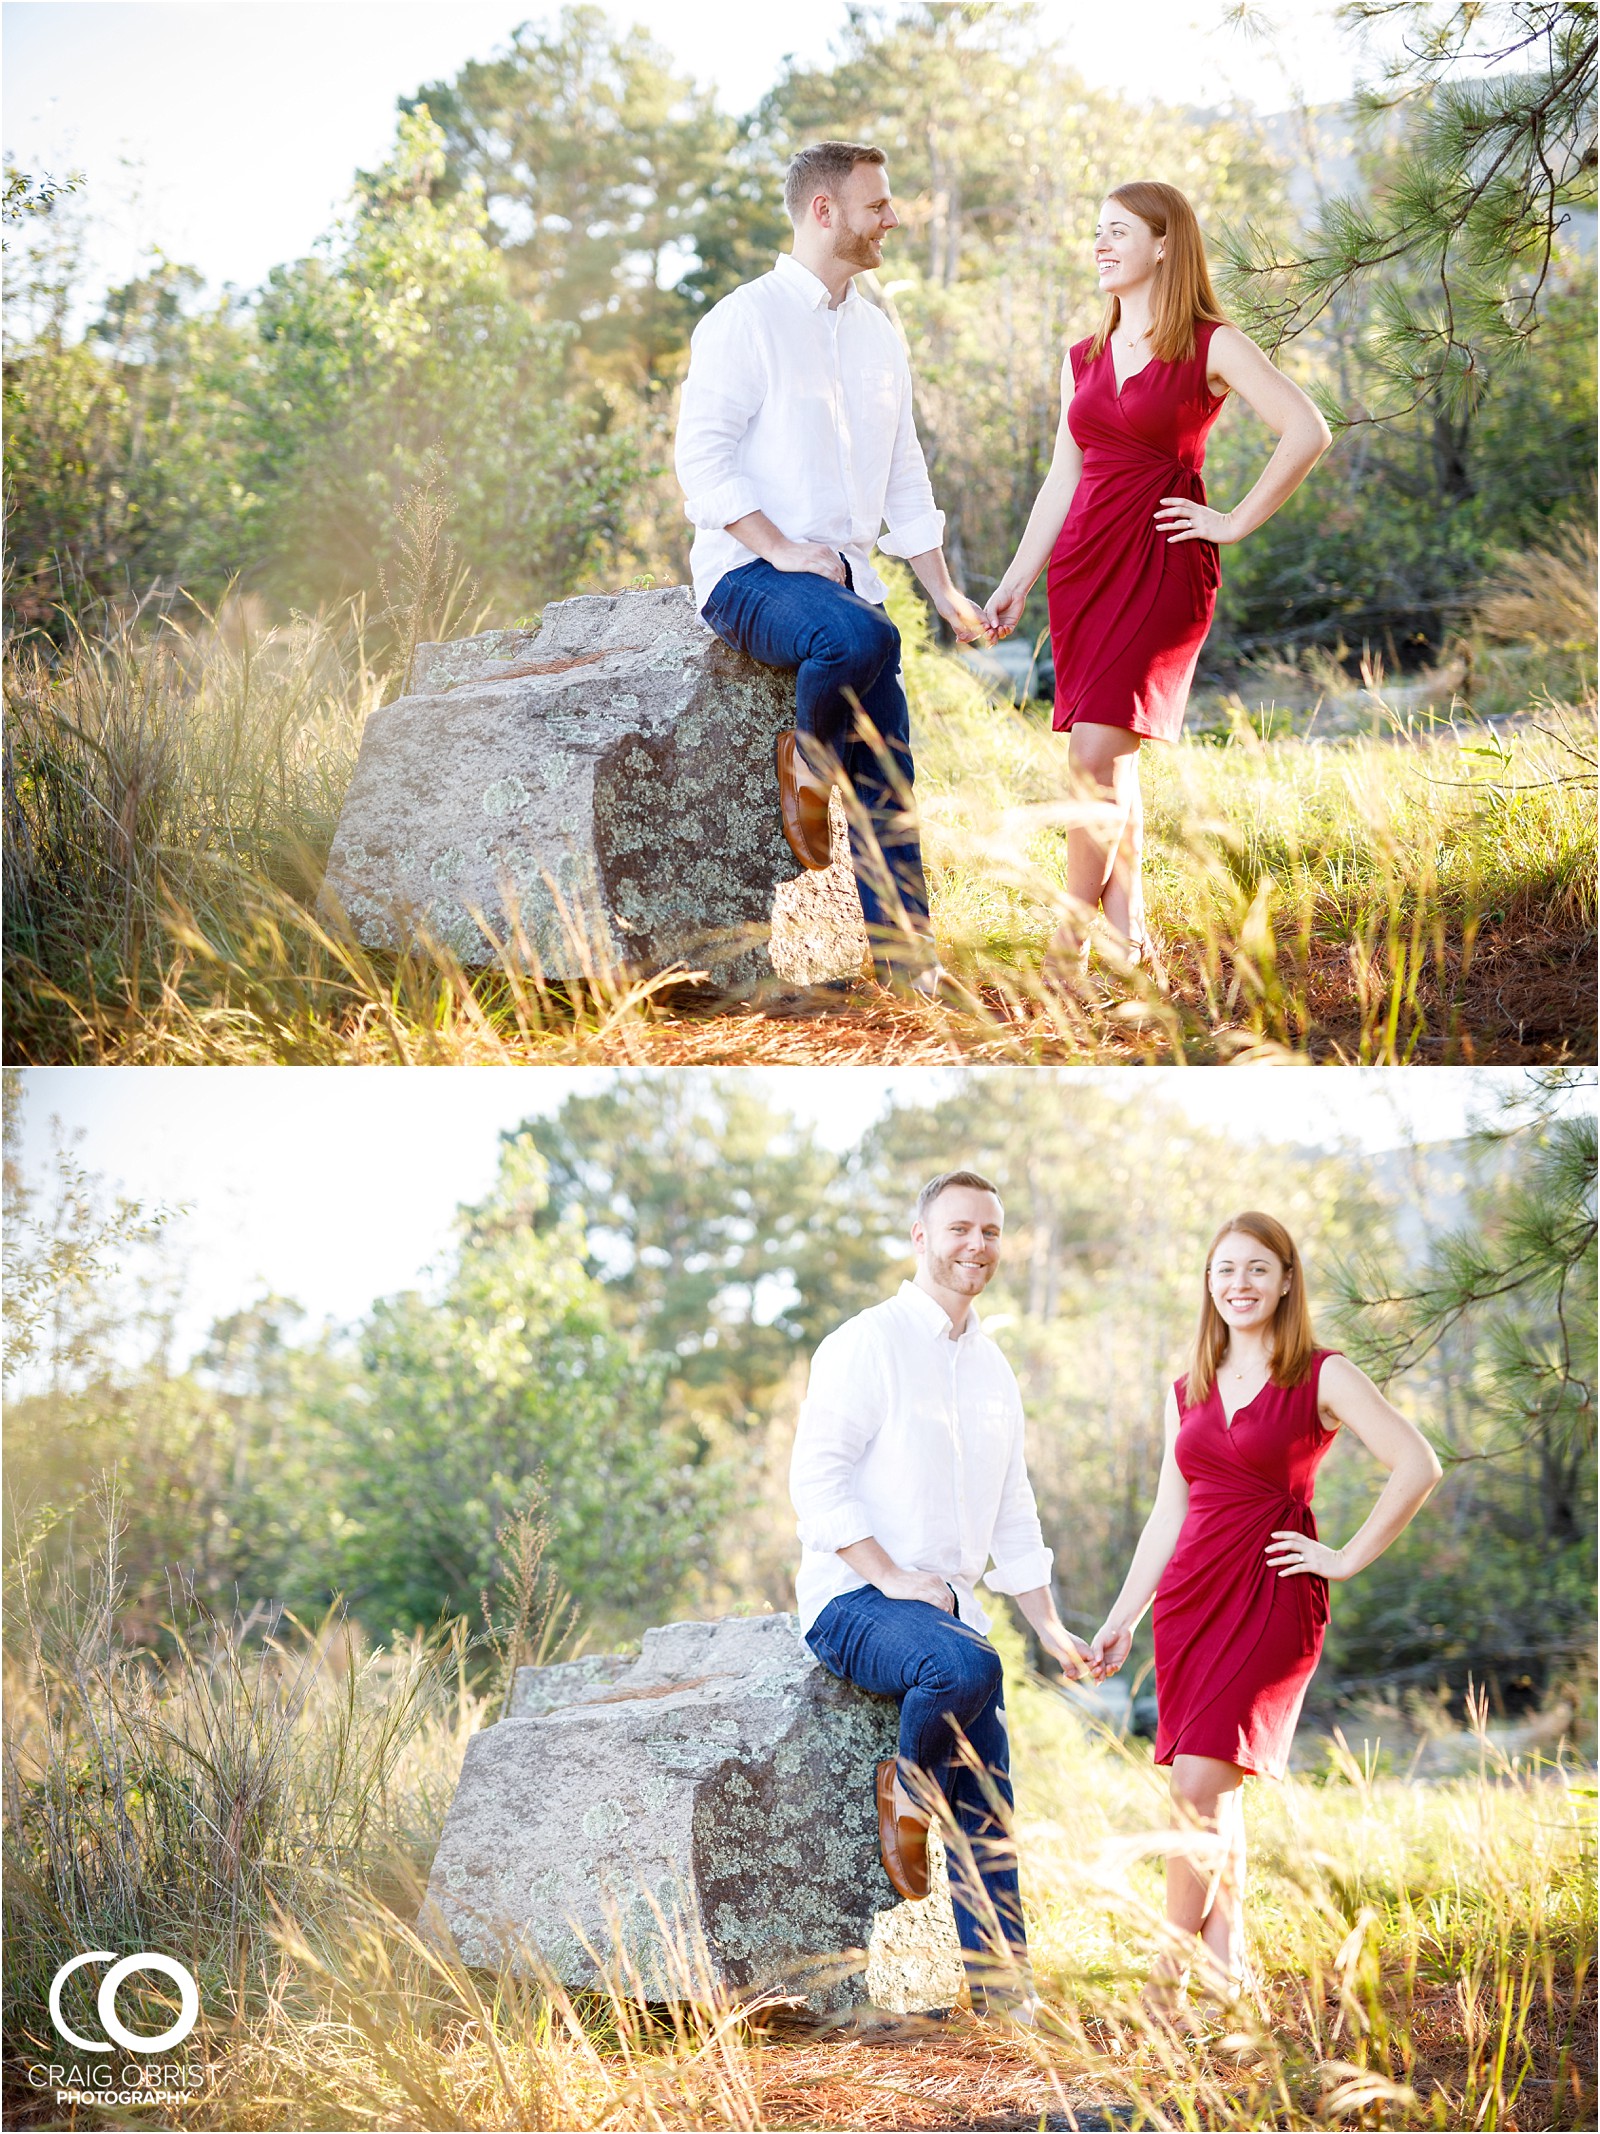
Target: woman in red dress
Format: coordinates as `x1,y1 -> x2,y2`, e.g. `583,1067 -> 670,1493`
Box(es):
985,183 -> 1333,978
1087,1212 -> 1442,2018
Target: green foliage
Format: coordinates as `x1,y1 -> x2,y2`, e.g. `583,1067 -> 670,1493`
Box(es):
2,110 -> 638,634
2,1073 -> 173,1385
2,1090 -> 722,1649
1208,247 -> 1597,661
515,1072 -> 887,1432
1221,2 -> 1598,417
407,4 -> 734,376
1203,3 -> 1598,661
332,1137 -> 717,1640
3,258 -> 263,630
2,161 -> 84,240
4,1289 -> 355,1647
245,106 -> 638,614
1326,1069 -> 1598,1695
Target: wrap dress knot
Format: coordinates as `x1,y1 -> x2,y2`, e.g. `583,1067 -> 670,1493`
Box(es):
1153,1348 -> 1340,1780
1047,316 -> 1228,742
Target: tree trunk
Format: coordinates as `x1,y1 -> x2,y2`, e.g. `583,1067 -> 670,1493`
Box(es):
1430,407 -> 1474,503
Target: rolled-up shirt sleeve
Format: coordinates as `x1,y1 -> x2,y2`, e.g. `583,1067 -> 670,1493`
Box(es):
983,1386 -> 1054,1595
790,1327 -> 885,1554
875,361 -> 946,561
675,304 -> 767,532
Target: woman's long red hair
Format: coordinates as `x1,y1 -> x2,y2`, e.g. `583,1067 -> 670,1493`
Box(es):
1185,1211 -> 1317,1407
1089,180 -> 1230,366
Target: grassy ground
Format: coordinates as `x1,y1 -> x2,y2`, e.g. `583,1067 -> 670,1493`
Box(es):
3,538 -> 1594,1066
3,1534 -> 1594,2133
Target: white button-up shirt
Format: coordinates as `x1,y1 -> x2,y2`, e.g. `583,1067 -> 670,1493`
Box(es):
789,1280 -> 1055,1635
675,252 -> 947,616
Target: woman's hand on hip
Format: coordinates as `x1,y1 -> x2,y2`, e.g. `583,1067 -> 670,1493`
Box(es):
878,1567 -> 956,1610
1154,498 -> 1236,545
1266,1531 -> 1347,1580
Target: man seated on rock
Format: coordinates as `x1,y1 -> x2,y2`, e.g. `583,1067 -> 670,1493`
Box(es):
673,139 -> 991,996
789,1169 -> 1093,2019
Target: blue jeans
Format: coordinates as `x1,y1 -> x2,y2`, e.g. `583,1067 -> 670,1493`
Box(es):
805,1585 -> 1028,1992
700,560 -> 933,977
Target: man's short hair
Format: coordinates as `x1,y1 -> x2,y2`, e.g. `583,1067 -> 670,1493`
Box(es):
783,141 -> 887,224
915,1170 -> 1003,1227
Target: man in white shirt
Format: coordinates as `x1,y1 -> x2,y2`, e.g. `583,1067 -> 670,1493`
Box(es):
790,1170 -> 1092,2015
674,141 -> 991,992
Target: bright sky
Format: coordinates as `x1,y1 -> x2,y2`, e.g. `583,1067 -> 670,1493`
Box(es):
11,1065 -> 1577,1372
3,1 -> 1362,318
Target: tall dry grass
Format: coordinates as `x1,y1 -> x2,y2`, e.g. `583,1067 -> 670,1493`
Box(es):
1466,519 -> 1599,722
3,538 -> 1594,1066
3,1505 -> 1594,2132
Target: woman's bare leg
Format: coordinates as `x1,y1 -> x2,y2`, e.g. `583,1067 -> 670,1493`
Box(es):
1197,1785 -> 1250,1997
1099,751 -> 1146,953
1052,723 -> 1143,963
1146,1754 -> 1248,2018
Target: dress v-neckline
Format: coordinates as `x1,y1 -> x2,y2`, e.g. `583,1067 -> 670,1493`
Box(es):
1110,344 -> 1157,400
1217,1377 -> 1270,1432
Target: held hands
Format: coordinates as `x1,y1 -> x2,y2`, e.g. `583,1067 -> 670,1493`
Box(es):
1266,1531 -> 1348,1580
937,586 -> 994,646
982,580 -> 1028,640
1087,1622 -> 1133,1679
1037,1620 -> 1096,1683
774,539 -> 848,583
1154,498 -> 1238,545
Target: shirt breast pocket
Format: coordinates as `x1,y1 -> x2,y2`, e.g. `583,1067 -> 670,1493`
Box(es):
856,364 -> 901,429
972,1395 -> 1014,1468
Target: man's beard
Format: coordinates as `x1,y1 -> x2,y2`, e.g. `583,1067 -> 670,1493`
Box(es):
927,1246 -> 990,1293
831,223 -> 882,270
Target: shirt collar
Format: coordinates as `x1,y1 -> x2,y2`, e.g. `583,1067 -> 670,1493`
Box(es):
897,1278 -> 980,1342
774,250 -> 857,312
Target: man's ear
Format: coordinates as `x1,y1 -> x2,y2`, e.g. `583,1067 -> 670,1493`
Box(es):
909,1220 -> 925,1255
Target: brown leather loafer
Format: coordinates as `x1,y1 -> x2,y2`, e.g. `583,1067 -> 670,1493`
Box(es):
775,732 -> 833,870
875,1759 -> 930,1901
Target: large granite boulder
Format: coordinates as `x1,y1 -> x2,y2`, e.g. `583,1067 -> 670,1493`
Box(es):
418,1613 -> 963,2013
319,588 -> 869,992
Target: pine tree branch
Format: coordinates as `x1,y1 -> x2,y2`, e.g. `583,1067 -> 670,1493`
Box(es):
1221,3 -> 1596,429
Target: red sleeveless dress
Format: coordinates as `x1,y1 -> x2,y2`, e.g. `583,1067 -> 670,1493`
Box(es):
1152,1349 -> 1338,1779
1046,318 -> 1227,741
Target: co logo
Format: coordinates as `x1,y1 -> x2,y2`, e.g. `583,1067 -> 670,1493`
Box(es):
49,1951 -> 200,2053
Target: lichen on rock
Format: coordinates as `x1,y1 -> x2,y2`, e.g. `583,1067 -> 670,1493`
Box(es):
419,1613 -> 961,2013
320,589 -> 869,991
